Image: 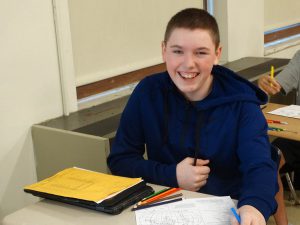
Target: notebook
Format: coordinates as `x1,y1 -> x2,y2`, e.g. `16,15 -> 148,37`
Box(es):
24,167 -> 154,214
25,181 -> 153,214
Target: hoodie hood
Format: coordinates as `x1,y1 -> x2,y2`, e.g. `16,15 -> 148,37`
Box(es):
165,65 -> 268,110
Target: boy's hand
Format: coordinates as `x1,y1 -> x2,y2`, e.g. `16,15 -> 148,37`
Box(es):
231,205 -> 265,225
258,75 -> 281,95
176,157 -> 210,191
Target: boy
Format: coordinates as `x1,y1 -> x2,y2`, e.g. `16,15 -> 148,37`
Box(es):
108,8 -> 277,224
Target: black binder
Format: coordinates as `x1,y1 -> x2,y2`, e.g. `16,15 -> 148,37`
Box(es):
25,181 -> 154,215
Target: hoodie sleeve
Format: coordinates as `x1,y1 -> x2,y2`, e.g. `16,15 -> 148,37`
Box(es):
236,102 -> 278,221
107,79 -> 178,187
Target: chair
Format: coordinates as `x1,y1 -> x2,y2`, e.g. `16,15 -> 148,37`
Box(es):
280,163 -> 300,205
272,145 -> 300,205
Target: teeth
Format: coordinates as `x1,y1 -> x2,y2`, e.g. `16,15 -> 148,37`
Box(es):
178,72 -> 199,79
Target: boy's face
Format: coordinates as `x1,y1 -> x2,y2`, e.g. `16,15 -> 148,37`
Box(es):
162,28 -> 221,101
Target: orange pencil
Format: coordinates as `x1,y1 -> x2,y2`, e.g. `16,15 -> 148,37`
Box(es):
140,188 -> 181,205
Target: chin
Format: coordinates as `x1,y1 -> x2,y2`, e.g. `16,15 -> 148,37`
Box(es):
178,86 -> 198,95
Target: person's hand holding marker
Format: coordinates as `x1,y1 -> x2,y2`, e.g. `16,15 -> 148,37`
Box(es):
231,205 -> 266,225
258,66 -> 281,95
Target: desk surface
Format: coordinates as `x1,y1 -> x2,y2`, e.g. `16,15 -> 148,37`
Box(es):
263,103 -> 300,141
2,184 -> 211,225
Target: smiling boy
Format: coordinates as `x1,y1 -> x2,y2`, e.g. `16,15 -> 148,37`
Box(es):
108,8 -> 277,225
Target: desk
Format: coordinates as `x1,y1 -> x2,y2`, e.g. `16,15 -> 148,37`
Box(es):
2,184 -> 211,225
263,103 -> 300,141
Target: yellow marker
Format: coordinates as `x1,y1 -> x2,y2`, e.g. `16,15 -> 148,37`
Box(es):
270,66 -> 274,79
270,65 -> 274,87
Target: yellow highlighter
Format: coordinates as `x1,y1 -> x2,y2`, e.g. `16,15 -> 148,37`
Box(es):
270,65 -> 274,87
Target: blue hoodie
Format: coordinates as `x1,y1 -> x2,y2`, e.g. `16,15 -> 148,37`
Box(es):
107,65 -> 278,220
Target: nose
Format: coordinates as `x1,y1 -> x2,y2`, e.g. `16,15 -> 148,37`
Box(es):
183,53 -> 196,69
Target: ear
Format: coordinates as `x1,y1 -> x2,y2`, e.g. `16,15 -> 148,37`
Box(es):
161,41 -> 167,62
214,45 -> 222,65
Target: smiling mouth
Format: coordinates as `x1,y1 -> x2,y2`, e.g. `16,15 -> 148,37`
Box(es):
177,72 -> 200,79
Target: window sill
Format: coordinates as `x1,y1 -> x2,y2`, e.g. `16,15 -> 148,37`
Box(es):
77,82 -> 137,110
264,34 -> 300,56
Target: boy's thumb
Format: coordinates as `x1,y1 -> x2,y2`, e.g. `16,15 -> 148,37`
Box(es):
196,159 -> 210,166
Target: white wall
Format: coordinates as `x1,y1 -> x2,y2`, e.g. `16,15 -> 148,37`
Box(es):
0,0 -> 63,219
214,0 -> 264,63
214,0 -> 300,63
264,0 -> 300,31
264,0 -> 300,58
227,0 -> 264,61
68,0 -> 203,86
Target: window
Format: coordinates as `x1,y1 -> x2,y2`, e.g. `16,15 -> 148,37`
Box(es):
264,0 -> 300,47
68,1 -> 204,100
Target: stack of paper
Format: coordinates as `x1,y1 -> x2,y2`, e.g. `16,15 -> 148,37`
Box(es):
24,167 -> 142,203
267,105 -> 300,119
135,196 -> 235,225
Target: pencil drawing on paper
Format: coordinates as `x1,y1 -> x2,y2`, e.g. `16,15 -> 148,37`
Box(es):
135,196 -> 234,225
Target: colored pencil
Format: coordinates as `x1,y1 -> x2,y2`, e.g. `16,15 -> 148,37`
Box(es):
140,187 -> 171,201
135,193 -> 183,207
268,126 -> 297,134
139,188 -> 181,205
270,65 -> 274,87
267,119 -> 288,125
231,207 -> 241,223
132,198 -> 182,211
270,66 -> 274,79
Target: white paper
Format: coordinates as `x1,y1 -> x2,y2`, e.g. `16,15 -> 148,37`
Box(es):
267,105 -> 300,119
135,196 -> 235,225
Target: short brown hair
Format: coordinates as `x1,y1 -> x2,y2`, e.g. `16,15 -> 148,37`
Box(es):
164,8 -> 220,49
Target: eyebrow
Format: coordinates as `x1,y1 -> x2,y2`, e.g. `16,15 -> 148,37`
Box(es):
169,45 -> 210,51
169,45 -> 182,48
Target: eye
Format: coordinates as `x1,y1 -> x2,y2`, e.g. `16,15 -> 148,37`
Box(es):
172,49 -> 183,54
196,51 -> 208,56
